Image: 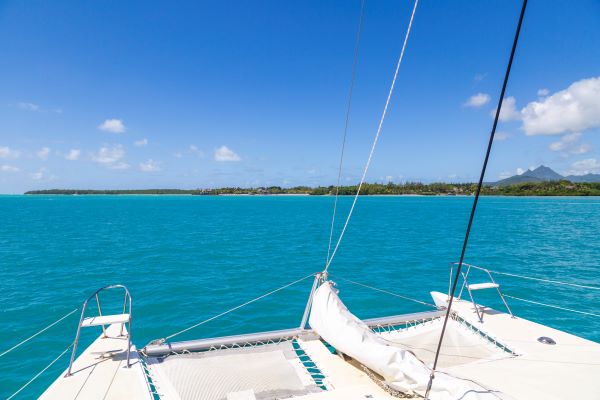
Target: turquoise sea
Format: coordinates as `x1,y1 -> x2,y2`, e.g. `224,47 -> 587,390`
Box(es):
1,195 -> 599,398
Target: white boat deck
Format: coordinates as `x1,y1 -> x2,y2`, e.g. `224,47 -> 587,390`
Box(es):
431,292 -> 600,400
40,323 -> 152,400
42,295 -> 600,400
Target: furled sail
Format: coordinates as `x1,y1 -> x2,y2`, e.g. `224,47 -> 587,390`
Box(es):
309,281 -> 508,400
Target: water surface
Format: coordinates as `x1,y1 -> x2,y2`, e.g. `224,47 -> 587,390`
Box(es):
1,195 -> 599,398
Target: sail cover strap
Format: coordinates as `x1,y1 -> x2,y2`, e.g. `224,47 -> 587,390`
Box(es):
309,282 -> 509,400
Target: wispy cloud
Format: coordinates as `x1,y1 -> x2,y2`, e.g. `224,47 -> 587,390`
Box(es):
139,159 -> 161,172
15,102 -> 61,113
464,92 -> 490,108
134,138 -> 148,147
214,145 -> 240,162
474,73 -> 487,82
91,144 -> 129,169
189,145 -> 204,158
494,132 -> 511,141
537,88 -> 549,97
566,158 -> 600,176
0,146 -> 20,159
549,132 -> 590,155
98,119 -> 126,134
17,102 -> 40,112
36,147 -> 50,160
65,149 -> 81,161
498,168 -> 526,179
30,167 -> 46,180
1,165 -> 19,172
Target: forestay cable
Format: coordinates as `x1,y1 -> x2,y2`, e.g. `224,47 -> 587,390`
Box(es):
326,0 -> 366,266
324,0 -> 419,272
425,1 -> 528,398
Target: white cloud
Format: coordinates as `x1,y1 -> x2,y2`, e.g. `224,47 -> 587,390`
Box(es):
548,132 -> 590,155
109,162 -> 130,170
0,146 -> 20,159
189,145 -> 204,158
474,73 -> 487,82
214,145 -> 240,162
537,88 -> 549,97
92,144 -> 129,169
173,152 -> 183,159
36,147 -> 50,160
17,102 -> 40,111
134,138 -> 148,147
571,144 -> 591,155
65,149 -> 81,161
521,77 -> 600,135
139,159 -> 161,172
516,167 -> 526,175
499,171 -> 512,179
492,96 -> 521,121
566,158 -> 600,175
464,92 -> 490,108
98,119 -> 126,133
30,168 -> 46,180
1,165 -> 19,172
494,132 -> 511,141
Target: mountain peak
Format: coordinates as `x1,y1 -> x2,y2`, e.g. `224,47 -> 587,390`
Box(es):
494,165 -> 600,186
495,165 -> 563,186
532,165 -> 553,172
525,165 -> 563,180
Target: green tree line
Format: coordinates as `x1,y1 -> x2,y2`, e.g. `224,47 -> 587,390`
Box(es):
25,180 -> 600,196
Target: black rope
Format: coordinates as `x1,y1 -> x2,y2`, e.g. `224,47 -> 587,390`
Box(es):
424,1 -> 528,397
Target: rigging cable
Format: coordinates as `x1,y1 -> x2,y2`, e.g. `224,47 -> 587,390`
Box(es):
486,269 -> 600,291
503,294 -> 600,318
330,274 -> 436,308
6,342 -> 74,400
161,272 -> 315,341
424,1 -> 529,398
326,0 -> 366,267
324,0 -> 419,272
0,308 -> 78,359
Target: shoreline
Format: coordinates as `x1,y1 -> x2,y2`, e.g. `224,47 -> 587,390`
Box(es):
12,193 -> 600,198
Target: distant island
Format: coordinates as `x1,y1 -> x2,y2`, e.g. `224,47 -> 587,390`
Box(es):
24,166 -> 600,196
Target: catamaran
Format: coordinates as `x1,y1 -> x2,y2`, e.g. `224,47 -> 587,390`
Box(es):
5,0 -> 600,399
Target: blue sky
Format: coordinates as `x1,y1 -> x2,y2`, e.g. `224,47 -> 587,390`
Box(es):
1,0 -> 599,193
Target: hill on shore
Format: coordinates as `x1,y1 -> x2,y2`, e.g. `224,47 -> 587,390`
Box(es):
493,165 -> 600,186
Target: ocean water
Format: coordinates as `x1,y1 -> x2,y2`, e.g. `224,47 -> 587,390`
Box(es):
0,195 -> 599,398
